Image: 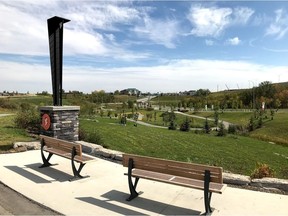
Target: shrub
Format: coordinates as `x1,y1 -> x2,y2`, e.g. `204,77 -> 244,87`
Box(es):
79,128 -> 104,146
250,162 -> 275,179
217,121 -> 227,136
248,116 -> 256,132
204,118 -> 210,134
180,117 -> 190,132
228,124 -> 237,134
168,120 -> 177,130
14,107 -> 40,133
0,98 -> 18,110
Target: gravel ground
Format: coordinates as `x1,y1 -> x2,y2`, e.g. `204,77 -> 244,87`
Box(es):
0,181 -> 61,215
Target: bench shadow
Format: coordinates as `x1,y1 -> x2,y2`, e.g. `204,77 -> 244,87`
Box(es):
76,197 -> 146,215
25,163 -> 74,182
101,190 -> 201,215
4,163 -> 74,183
4,165 -> 51,184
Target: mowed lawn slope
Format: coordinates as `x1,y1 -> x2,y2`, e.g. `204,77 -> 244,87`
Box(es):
80,117 -> 288,179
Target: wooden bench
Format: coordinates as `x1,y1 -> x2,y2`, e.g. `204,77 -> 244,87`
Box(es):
39,135 -> 95,181
122,154 -> 227,215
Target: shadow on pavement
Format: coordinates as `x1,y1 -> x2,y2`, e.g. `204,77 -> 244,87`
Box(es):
5,163 -> 73,183
100,190 -> 201,215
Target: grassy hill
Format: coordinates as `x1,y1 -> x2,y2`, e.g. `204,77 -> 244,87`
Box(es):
80,117 -> 288,179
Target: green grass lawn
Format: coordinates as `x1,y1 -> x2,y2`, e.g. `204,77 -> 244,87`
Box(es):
137,110 -> 208,128
0,115 -> 33,150
250,111 -> 288,145
80,117 -> 288,179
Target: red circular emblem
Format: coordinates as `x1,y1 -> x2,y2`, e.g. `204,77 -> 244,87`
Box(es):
42,114 -> 51,131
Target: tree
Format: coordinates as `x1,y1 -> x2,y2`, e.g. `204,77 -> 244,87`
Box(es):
180,117 -> 190,132
168,120 -> 177,130
204,117 -> 210,134
127,100 -> 134,109
256,81 -> 275,99
217,121 -> 227,136
248,116 -> 255,131
195,89 -> 211,97
214,110 -> 219,130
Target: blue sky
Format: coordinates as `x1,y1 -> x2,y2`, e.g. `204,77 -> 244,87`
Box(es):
1,0 -> 288,93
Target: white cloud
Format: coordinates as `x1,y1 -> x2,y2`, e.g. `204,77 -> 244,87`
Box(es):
133,16 -> 180,48
188,5 -> 232,37
187,5 -> 254,38
265,9 -> 288,39
0,1 -> 147,58
1,59 -> 287,93
233,7 -> 254,24
226,37 -> 241,46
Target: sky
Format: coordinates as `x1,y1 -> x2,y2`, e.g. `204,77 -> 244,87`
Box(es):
1,0 -> 288,94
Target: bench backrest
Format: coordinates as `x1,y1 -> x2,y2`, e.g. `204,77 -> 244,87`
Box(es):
122,154 -> 223,184
40,135 -> 82,157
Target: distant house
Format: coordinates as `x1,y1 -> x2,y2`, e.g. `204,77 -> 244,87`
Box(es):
120,88 -> 141,96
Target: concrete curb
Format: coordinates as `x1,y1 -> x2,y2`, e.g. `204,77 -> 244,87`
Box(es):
13,140 -> 288,193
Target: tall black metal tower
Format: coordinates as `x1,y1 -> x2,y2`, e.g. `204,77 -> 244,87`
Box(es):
47,16 -> 70,106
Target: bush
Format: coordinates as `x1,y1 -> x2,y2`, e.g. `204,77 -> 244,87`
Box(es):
180,117 -> 190,132
248,116 -> 256,132
0,98 -> 18,109
79,128 -> 104,146
14,107 -> 40,133
204,118 -> 210,134
250,162 -> 275,179
217,121 -> 227,136
228,124 -> 237,134
168,120 -> 177,130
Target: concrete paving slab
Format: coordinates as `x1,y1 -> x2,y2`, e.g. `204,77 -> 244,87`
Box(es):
0,150 -> 287,215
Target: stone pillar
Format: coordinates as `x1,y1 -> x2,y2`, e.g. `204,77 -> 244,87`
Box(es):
39,106 -> 80,141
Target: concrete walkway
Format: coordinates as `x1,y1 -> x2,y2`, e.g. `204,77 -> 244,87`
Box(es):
0,150 -> 287,215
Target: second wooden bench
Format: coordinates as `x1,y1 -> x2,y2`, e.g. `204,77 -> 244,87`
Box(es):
122,154 -> 226,215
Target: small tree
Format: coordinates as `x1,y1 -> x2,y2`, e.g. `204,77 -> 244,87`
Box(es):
217,121 -> 227,136
270,109 -> 275,120
248,116 -> 255,132
204,118 -> 210,134
228,124 -> 237,134
168,120 -> 177,130
214,110 -> 219,130
180,117 -> 190,132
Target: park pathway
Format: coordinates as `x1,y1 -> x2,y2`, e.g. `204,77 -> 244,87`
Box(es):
0,114 -> 14,117
174,111 -> 231,129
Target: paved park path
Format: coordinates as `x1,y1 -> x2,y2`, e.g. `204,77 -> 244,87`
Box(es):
0,114 -> 14,117
174,111 -> 231,129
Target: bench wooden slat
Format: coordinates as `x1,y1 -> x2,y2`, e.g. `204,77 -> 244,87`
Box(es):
40,135 -> 82,157
123,154 -> 223,184
40,135 -> 95,163
131,169 -> 226,194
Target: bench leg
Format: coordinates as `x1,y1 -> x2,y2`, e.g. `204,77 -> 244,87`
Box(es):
204,170 -> 213,215
127,176 -> 139,201
71,161 -> 85,180
39,140 -> 53,168
69,146 -> 86,181
127,158 -> 139,201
